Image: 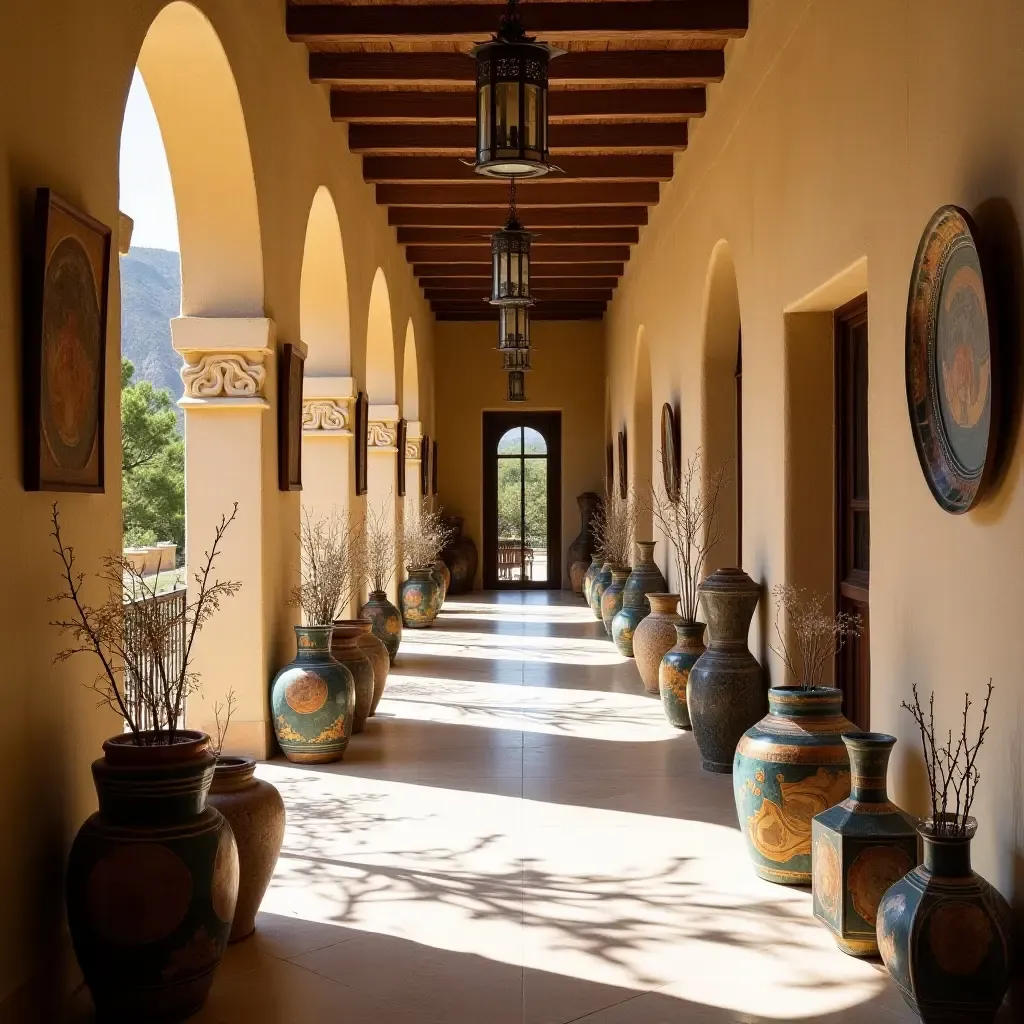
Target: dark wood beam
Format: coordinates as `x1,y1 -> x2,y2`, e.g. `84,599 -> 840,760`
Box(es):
310,50 -> 725,87
332,89 -> 705,123
408,244 -> 630,263
426,289 -> 614,303
398,227 -> 639,245
377,183 -> 659,207
349,122 -> 688,156
436,310 -> 605,321
364,155 -> 673,184
420,276 -> 620,290
389,206 -> 649,228
414,262 -> 624,278
289,3 -> 749,43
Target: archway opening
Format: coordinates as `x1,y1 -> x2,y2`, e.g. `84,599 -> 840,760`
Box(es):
300,186 -> 350,377
366,268 -> 396,405
632,326 -> 654,548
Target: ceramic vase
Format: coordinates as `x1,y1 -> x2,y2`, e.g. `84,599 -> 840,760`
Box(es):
432,560 -> 449,606
66,731 -> 238,1022
358,627 -> 391,714
632,594 -> 681,695
601,567 -> 630,636
567,491 -> 601,582
582,555 -> 603,607
441,516 -> 478,594
687,568 -> 765,774
360,590 -> 403,664
401,567 -> 441,628
570,560 -> 589,596
271,625 -> 355,763
331,621 -> 376,733
589,562 -> 613,621
208,756 -> 285,943
811,732 -> 918,956
877,818 -> 1012,1023
733,687 -> 853,883
612,542 -> 668,657
659,622 -> 706,729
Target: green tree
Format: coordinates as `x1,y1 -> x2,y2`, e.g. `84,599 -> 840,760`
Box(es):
121,358 -> 184,551
496,457 -> 547,546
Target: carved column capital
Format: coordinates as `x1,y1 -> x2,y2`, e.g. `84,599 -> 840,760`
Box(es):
171,316 -> 274,409
405,419 -> 424,460
368,403 -> 400,453
302,377 -> 356,437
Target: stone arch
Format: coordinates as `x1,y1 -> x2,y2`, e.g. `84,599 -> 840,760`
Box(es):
401,319 -> 420,421
632,325 -> 654,545
700,239 -> 742,574
366,267 -> 396,404
135,1 -> 263,316
300,185 -> 350,375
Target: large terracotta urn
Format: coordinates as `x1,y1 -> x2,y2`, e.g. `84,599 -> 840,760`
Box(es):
600,567 -> 630,637
569,561 -> 589,596
400,567 -> 441,628
360,590 -> 402,664
358,627 -> 391,714
271,625 -> 355,763
208,756 -> 286,943
441,516 -> 478,594
686,568 -> 766,774
566,491 -> 601,583
66,731 -> 239,1021
659,622 -> 706,729
331,621 -> 376,734
582,555 -> 603,606
612,542 -> 668,657
589,562 -> 613,621
733,687 -> 853,883
632,593 -> 680,695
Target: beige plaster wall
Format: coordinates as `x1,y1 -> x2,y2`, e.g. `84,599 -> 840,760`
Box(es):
0,0 -> 433,1003
606,0 -> 1024,905
434,321 -> 606,590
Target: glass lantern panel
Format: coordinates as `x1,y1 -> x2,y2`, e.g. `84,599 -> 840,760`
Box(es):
495,81 -> 521,150
478,83 -> 492,155
523,84 -> 541,151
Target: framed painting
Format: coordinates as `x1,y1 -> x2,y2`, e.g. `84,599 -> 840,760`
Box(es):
606,441 -> 614,495
354,391 -> 369,496
420,434 -> 430,496
617,429 -> 628,499
277,344 -> 305,491
431,440 -> 439,496
906,206 -> 998,514
396,418 -> 408,497
661,402 -> 680,501
24,189 -> 111,492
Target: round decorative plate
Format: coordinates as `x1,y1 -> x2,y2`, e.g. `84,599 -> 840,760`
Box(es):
906,206 -> 996,514
660,402 -> 680,501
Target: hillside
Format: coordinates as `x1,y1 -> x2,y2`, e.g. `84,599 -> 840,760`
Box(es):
120,246 -> 182,404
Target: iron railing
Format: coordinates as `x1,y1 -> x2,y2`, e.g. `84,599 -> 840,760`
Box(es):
123,587 -> 187,732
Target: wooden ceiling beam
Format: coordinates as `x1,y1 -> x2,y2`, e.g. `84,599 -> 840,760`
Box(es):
398,226 -> 639,245
349,122 -> 688,156
377,183 -> 659,207
309,50 -> 725,87
388,206 -> 649,228
414,262 -> 624,278
409,244 -> 630,263
332,89 -> 705,123
364,155 -> 673,184
288,3 -> 749,43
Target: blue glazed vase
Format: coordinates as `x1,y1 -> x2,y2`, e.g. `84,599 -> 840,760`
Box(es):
811,732 -> 919,956
400,567 -> 441,628
600,567 -> 630,637
613,542 -> 668,657
658,621 -> 706,729
734,687 -> 853,883
360,590 -> 403,664
270,625 -> 355,764
877,818 -> 1012,1024
589,562 -> 613,621
582,555 -> 603,607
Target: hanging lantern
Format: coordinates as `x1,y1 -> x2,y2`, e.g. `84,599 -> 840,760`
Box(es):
507,370 -> 527,402
497,304 -> 530,350
490,180 -> 533,306
502,347 -> 531,372
471,0 -> 563,179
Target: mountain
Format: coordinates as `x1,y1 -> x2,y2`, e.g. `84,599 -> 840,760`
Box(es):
120,247 -> 182,405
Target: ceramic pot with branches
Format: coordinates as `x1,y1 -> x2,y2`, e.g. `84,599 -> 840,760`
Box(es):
591,490 -> 636,634
358,497 -> 401,677
400,501 -> 453,628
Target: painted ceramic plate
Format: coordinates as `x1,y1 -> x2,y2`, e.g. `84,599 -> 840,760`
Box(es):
660,402 -> 680,501
906,206 -> 996,513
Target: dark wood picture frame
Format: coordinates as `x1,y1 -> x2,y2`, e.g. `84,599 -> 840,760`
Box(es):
396,418 -> 408,497
277,344 -> 305,491
660,402 -> 680,501
24,189 -> 112,492
606,441 -> 614,494
420,434 -> 430,496
617,429 -> 628,499
431,440 -> 439,495
354,391 -> 369,496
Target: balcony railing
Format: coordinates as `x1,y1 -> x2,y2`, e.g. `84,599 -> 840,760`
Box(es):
123,587 -> 187,732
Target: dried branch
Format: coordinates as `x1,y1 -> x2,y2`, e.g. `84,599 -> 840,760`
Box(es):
404,499 -> 454,569
211,687 -> 237,759
365,497 -> 398,594
291,507 -> 366,625
591,489 -> 637,570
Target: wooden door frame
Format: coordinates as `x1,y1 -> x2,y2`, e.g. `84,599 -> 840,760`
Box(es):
482,411 -> 562,591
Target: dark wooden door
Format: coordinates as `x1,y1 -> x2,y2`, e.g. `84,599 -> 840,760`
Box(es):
835,295 -> 870,728
483,411 -> 562,590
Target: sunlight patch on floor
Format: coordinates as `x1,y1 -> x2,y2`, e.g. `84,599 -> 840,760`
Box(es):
401,628 -> 628,666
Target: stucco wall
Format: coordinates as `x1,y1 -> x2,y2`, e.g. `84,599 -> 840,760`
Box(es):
434,321 -> 606,591
606,0 -> 1024,904
0,0 -> 433,1003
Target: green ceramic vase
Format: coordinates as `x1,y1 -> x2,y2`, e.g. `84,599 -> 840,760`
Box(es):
360,590 -> 403,664
270,625 -> 355,763
582,555 -> 602,606
659,621 -> 706,729
401,566 -> 441,628
612,542 -> 668,657
600,567 -> 629,636
589,562 -> 612,621
66,731 -> 238,1022
330,621 -> 376,734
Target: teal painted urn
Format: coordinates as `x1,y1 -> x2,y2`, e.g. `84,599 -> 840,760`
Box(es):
600,567 -> 630,637
400,566 -> 441,628
589,562 -> 613,621
360,590 -> 403,664
270,625 -> 355,764
582,555 -> 602,607
658,621 -> 706,729
734,687 -> 853,883
66,731 -> 239,1022
612,542 -> 668,657
877,817 -> 1012,1024
811,732 -> 919,957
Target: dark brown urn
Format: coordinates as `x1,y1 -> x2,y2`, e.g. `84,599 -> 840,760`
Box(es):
441,516 -> 478,594
567,492 -> 601,584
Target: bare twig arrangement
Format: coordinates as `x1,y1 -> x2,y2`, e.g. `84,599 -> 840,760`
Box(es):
291,508 -> 366,625
50,502 -> 241,745
902,681 -> 994,837
211,687 -> 237,759
365,496 -> 398,595
768,584 -> 862,690
591,488 -> 637,570
647,451 -> 725,623
403,500 -> 454,570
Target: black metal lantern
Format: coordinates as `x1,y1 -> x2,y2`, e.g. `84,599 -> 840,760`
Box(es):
471,0 -> 563,179
491,181 -> 533,305
497,304 -> 530,350
507,370 -> 527,402
502,347 -> 531,372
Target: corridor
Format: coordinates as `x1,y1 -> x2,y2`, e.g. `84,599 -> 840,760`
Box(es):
194,592 -> 922,1024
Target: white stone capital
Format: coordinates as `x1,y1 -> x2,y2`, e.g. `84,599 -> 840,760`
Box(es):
368,403 -> 400,452
171,316 -> 274,408
302,375 -> 356,436
405,420 -> 424,460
